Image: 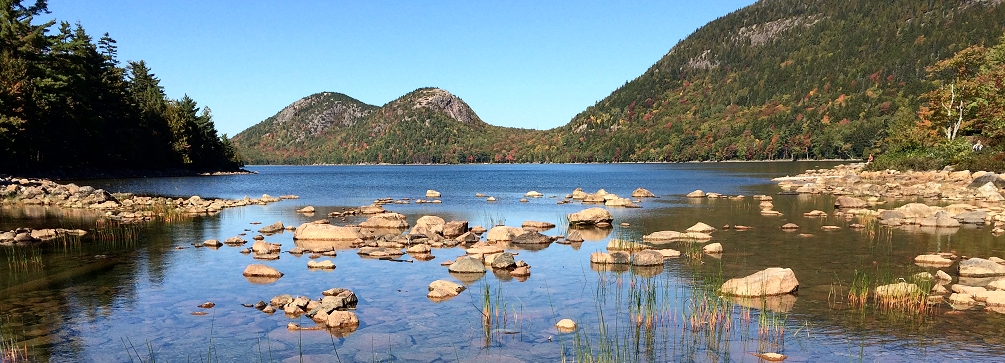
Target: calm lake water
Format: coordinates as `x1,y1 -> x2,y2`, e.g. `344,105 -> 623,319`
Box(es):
2,162 -> 1004,362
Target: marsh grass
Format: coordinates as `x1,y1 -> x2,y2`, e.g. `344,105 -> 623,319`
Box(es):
93,220 -> 140,248
829,267 -> 939,325
0,316 -> 28,362
482,212 -> 506,228
474,283 -> 523,346
3,245 -> 43,272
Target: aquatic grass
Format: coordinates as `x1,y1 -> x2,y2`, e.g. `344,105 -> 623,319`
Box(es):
0,315 -> 28,363
472,283 -> 523,346
481,212 -> 506,227
3,245 -> 43,272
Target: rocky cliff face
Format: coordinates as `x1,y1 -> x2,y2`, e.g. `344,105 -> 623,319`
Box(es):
408,88 -> 483,125
266,92 -> 377,142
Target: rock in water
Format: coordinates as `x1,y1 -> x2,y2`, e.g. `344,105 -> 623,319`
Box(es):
631,188 -> 656,198
721,268 -> 799,297
567,208 -> 613,226
359,213 -> 409,229
448,256 -> 486,274
293,223 -> 364,240
959,258 -> 1005,277
555,318 -> 577,332
258,221 -> 284,234
242,264 -> 284,277
834,196 -> 868,209
631,250 -> 664,266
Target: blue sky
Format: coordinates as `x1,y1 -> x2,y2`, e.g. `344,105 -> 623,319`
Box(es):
49,1 -> 756,136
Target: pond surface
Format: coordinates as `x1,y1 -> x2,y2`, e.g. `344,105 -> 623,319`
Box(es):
2,162 -> 1004,362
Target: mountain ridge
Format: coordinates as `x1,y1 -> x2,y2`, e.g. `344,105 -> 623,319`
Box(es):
233,0 -> 1005,165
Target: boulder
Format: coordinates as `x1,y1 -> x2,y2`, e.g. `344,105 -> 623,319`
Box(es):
834,196 -> 868,209
555,318 -> 576,332
894,203 -> 938,218
448,256 -> 486,274
642,230 -> 684,242
721,267 -> 799,297
878,210 -> 906,220
954,211 -> 988,225
978,182 -> 1005,201
258,221 -> 284,234
203,239 -> 222,247
414,216 -> 446,233
686,222 -> 716,233
425,190 -> 441,198
631,188 -> 656,198
686,190 -> 706,198
307,260 -> 336,269
631,250 -> 664,266
486,226 -> 524,241
959,258 -> 1005,277
490,252 -> 516,269
427,280 -> 465,299
524,191 -> 543,197
522,221 -> 556,230
360,213 -> 409,229
919,211 -> 962,227
512,231 -> 551,244
442,220 -> 468,237
243,264 -> 283,278
915,254 -> 953,267
455,231 -> 480,243
779,223 -> 800,230
568,208 -> 613,226
406,244 -> 431,254
294,223 -> 363,241
702,243 -> 723,254
325,311 -> 360,328
359,204 -> 386,214
296,206 -> 315,213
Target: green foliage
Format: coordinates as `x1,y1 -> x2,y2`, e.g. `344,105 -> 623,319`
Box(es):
234,0 -> 1005,168
0,0 -> 241,174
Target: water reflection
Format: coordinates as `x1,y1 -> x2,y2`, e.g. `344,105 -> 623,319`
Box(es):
6,162 -> 1005,362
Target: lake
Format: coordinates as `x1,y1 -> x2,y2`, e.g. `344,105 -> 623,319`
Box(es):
2,162 -> 1004,362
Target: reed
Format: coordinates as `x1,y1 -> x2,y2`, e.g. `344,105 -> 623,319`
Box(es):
0,316 -> 28,363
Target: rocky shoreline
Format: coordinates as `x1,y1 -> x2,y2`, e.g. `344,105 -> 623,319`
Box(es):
0,176 -> 291,245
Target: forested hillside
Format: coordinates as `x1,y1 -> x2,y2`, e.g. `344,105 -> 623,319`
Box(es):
551,0 -> 1005,162
0,0 -> 242,175
233,88 -> 541,164
235,0 -> 1005,167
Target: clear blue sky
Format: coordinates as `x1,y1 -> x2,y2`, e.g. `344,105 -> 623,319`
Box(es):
49,1 -> 756,136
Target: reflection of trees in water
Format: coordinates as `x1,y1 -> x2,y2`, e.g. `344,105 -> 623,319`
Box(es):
0,215 -> 191,361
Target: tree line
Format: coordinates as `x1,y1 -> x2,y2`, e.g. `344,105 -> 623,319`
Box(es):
0,0 -> 241,175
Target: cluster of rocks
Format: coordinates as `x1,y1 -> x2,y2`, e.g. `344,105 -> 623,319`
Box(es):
446,244 -> 532,281
0,177 -> 294,222
774,164 -> 1005,202
869,255 -> 1005,311
1,227 -> 87,246
568,188 -> 642,208
258,288 -> 360,334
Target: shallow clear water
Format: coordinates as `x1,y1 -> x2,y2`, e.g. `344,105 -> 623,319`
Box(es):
2,162 -> 1004,362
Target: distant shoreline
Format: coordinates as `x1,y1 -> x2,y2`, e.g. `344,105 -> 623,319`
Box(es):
1,168 -> 255,181
244,159 -> 863,167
